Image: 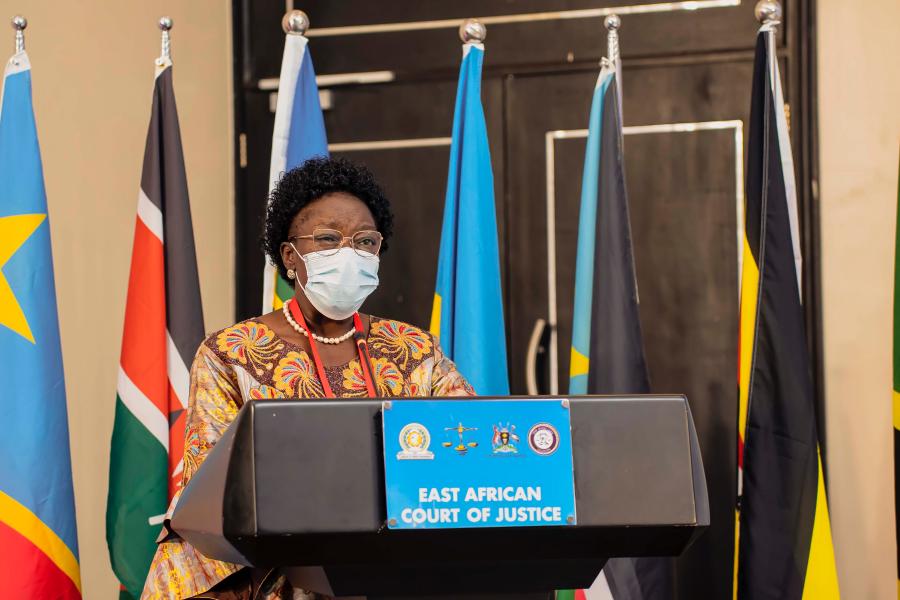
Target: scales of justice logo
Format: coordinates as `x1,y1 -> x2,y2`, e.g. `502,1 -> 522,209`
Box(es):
442,422 -> 479,455
397,422 -> 435,460
491,422 -> 519,454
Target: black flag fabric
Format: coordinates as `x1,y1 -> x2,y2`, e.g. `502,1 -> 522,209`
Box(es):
735,28 -> 839,600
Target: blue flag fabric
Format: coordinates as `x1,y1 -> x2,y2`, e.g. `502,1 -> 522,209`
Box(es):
430,44 -> 509,395
262,34 -> 328,313
0,53 -> 81,596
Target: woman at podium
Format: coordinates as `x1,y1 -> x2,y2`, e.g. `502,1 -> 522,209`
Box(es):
141,157 -> 474,599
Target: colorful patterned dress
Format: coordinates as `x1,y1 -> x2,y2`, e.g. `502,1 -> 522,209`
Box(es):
140,317 -> 473,600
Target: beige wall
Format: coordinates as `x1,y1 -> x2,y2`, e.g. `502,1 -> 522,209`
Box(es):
819,0 -> 900,598
0,2 -> 234,598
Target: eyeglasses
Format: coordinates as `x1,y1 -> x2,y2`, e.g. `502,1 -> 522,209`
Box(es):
290,228 -> 383,256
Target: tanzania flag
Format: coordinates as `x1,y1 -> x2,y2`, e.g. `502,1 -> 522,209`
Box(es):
565,60 -> 672,600
106,55 -> 204,598
429,41 -> 509,395
893,151 -> 900,595
0,49 -> 81,597
735,26 -> 839,599
261,24 -> 328,314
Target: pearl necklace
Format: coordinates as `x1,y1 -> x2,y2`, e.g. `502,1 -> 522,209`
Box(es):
282,301 -> 356,345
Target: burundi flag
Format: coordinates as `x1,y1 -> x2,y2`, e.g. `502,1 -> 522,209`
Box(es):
429,40 -> 509,395
261,25 -> 328,314
0,49 -> 81,598
735,24 -> 839,600
106,55 -> 205,598
564,60 -> 672,600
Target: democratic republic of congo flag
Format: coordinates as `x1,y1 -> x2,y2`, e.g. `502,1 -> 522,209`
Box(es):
0,48 -> 81,598
261,21 -> 328,314
735,24 -> 839,600
563,58 -> 672,600
429,40 -> 509,395
106,55 -> 205,599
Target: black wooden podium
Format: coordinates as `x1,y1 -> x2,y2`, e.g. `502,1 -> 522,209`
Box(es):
171,396 -> 708,598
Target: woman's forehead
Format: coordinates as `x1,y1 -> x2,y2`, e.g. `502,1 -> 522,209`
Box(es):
292,192 -> 375,230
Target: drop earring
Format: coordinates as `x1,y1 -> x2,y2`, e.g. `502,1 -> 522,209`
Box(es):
287,269 -> 296,280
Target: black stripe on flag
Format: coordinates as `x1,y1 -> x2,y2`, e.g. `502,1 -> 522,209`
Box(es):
586,77 -> 650,396
736,33 -> 818,600
141,65 -> 204,367
585,76 -> 674,600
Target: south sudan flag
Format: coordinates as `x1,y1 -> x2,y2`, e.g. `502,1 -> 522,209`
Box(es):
735,25 -> 839,600
106,56 -> 204,598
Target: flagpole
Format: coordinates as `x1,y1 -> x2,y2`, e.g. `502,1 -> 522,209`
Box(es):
754,1 -> 782,81
604,14 -> 623,121
283,9 -> 310,36
158,17 -> 173,60
12,15 -> 26,53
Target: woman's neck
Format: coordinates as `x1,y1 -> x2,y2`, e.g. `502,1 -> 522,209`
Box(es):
293,293 -> 354,337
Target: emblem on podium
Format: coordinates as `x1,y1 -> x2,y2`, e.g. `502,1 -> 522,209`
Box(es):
527,423 -> 560,456
442,422 -> 479,455
491,422 -> 519,454
397,423 -> 434,460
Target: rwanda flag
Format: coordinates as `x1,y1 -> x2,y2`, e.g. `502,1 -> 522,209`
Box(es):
261,24 -> 328,314
106,56 -> 205,598
0,50 -> 81,597
735,25 -> 839,599
429,41 -> 509,395
565,60 -> 672,600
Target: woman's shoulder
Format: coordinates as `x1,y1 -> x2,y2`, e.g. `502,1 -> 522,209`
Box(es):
199,316 -> 287,367
367,316 -> 441,366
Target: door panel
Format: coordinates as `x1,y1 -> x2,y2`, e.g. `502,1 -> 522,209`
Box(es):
506,63 -> 749,599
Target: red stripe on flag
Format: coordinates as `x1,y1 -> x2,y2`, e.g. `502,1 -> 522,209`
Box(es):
575,590 -> 588,600
0,521 -> 81,599
120,217 -> 167,416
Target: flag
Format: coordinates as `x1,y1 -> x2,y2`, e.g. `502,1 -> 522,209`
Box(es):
892,150 -> 900,595
429,42 -> 509,395
261,28 -> 328,314
565,60 -> 672,600
106,55 -> 205,598
735,25 -> 839,599
0,49 -> 81,598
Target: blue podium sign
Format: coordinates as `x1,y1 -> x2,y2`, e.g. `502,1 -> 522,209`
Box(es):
382,399 -> 576,530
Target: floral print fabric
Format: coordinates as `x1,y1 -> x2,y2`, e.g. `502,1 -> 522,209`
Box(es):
141,317 -> 473,599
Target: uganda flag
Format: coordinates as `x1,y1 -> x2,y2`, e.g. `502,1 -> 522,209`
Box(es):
735,24 -> 839,600
0,44 -> 81,599
106,55 -> 204,598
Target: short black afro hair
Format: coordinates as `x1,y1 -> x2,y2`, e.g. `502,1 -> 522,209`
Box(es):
262,156 -> 394,280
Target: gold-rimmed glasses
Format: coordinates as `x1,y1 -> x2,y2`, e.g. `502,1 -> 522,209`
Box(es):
290,228 -> 383,256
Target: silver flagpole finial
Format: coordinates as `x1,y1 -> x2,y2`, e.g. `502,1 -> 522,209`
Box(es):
604,14 -> 621,64
159,17 -> 173,60
11,15 -> 26,53
459,18 -> 486,44
282,10 -> 310,36
754,0 -> 782,26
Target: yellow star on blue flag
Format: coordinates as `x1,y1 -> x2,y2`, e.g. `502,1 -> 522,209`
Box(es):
0,213 -> 46,343
0,50 -> 82,596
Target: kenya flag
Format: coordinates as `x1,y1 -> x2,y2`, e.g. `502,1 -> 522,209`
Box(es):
106,56 -> 204,599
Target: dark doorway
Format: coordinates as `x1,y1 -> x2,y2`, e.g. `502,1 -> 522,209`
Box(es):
231,2 -> 819,598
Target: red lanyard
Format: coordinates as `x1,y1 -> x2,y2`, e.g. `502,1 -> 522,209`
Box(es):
288,299 -> 378,398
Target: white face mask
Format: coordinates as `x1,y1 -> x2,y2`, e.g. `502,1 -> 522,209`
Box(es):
292,245 -> 380,320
